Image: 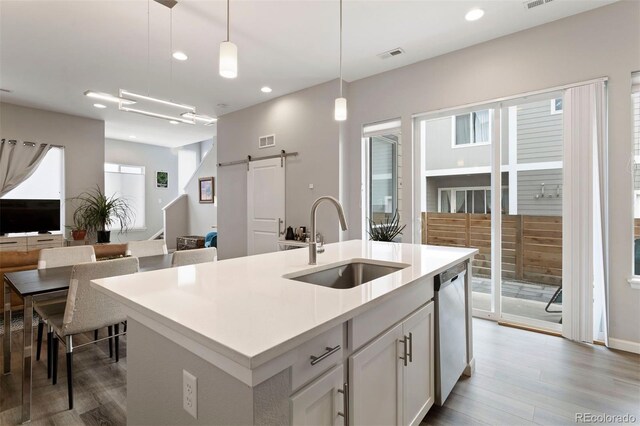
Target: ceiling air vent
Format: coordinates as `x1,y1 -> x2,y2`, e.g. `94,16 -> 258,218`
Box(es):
377,48 -> 405,60
259,134 -> 275,149
524,0 -> 553,9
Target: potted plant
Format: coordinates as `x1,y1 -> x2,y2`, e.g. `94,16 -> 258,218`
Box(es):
66,215 -> 88,241
72,186 -> 134,243
367,210 -> 406,242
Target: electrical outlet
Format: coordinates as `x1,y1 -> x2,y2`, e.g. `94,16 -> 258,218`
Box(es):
183,369 -> 197,419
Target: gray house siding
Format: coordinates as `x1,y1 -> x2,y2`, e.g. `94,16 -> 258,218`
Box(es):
517,169 -> 563,216
517,100 -> 563,164
423,115 -> 508,170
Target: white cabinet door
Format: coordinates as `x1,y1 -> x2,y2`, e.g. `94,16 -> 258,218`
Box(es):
247,157 -> 285,255
402,302 -> 435,426
349,323 -> 403,426
291,364 -> 345,426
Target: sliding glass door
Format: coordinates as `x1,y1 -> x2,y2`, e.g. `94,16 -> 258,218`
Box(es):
417,105 -> 500,318
499,95 -> 564,331
416,94 -> 565,331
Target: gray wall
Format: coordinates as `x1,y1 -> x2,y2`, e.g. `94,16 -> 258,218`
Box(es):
105,138 -> 179,242
185,140 -> 218,236
517,169 -> 563,216
217,80 -> 343,260
345,1 -> 640,344
0,102 -> 105,232
517,100 -> 563,164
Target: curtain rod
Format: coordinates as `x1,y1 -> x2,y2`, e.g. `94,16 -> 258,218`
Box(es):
412,76 -> 609,119
218,150 -> 298,169
1,138 -> 64,149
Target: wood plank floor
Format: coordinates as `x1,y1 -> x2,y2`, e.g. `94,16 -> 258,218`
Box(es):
1,319 -> 638,425
422,319 -> 640,426
0,329 -> 127,426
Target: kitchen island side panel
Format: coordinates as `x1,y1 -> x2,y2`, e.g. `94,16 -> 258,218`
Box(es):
127,319 -> 256,425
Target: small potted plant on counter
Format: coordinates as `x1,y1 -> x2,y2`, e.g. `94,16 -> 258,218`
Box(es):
72,185 -> 134,243
367,210 -> 406,242
66,215 -> 88,241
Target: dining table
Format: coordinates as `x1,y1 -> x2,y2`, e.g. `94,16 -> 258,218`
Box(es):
2,253 -> 173,423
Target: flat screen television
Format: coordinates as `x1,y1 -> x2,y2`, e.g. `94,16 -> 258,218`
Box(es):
0,199 -> 61,235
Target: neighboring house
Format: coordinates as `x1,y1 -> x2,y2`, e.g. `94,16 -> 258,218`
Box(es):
423,98 -> 563,216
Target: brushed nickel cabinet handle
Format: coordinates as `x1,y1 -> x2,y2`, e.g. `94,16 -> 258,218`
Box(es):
408,332 -> 413,363
337,382 -> 348,425
309,345 -> 340,366
399,336 -> 408,367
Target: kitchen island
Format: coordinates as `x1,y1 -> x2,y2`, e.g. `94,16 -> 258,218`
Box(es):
91,240 -> 477,425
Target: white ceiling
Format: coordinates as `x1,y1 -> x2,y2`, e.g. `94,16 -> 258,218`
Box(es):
0,0 -> 616,147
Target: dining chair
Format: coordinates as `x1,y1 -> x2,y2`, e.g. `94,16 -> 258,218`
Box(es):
46,257 -> 139,410
35,245 -> 97,378
171,247 -> 217,267
126,239 -> 168,258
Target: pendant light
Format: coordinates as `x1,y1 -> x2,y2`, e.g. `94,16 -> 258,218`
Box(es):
219,0 -> 238,78
334,0 -> 347,121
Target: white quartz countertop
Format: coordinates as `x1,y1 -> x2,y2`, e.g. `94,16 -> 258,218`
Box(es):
91,240 -> 476,372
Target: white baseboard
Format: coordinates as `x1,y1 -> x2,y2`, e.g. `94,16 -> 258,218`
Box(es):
608,337 -> 640,354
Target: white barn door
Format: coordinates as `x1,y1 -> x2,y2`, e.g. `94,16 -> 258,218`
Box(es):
247,158 -> 285,255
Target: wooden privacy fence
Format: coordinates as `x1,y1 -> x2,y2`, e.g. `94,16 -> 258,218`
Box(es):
422,212 -> 562,287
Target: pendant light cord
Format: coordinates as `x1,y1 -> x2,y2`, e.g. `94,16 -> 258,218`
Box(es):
170,8 -> 173,100
147,0 -> 150,96
226,0 -> 230,42
339,0 -> 343,97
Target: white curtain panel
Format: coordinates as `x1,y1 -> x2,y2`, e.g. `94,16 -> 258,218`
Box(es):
0,140 -> 51,197
562,81 -> 608,343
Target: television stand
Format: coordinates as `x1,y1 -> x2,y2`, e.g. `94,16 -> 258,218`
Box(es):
0,234 -> 63,252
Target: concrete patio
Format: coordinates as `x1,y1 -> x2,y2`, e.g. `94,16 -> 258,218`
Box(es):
471,276 -> 562,324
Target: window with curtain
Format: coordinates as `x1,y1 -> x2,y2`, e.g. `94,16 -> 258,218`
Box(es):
453,110 -> 490,146
104,163 -> 145,230
2,147 -> 64,200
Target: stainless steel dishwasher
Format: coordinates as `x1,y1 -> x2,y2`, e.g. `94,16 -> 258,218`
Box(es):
434,261 -> 468,406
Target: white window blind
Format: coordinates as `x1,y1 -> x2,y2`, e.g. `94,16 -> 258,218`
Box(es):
104,163 -> 145,230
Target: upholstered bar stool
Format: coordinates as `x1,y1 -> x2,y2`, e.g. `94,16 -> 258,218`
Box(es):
35,246 -> 96,378
46,257 -> 139,409
171,247 -> 217,267
126,239 -> 168,258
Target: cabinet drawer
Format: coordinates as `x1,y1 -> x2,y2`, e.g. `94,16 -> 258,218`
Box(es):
27,235 -> 63,246
291,324 -> 344,392
0,237 -> 26,250
349,275 -> 433,352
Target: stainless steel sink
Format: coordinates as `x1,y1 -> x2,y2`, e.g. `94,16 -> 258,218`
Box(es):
286,260 -> 409,289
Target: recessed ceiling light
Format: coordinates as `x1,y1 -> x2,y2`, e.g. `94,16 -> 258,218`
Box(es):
172,51 -> 188,61
169,120 -> 179,125
93,103 -> 107,109
465,8 -> 485,21
129,135 -> 137,139
261,86 -> 272,93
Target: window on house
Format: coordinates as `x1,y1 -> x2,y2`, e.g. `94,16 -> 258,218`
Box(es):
550,98 -> 563,114
104,163 -> 145,230
438,186 -> 508,214
453,110 -> 491,146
